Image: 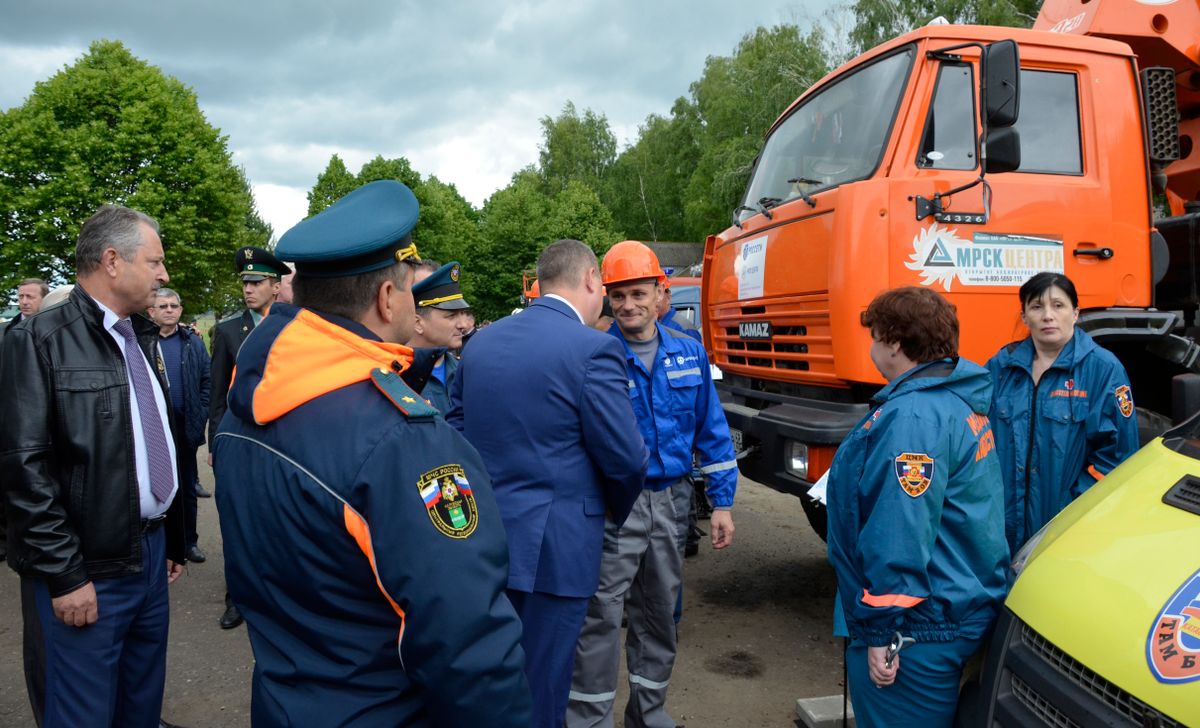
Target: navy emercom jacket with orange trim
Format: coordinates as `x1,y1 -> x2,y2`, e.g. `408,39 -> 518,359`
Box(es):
212,303 -> 531,727
986,327 -> 1139,555
826,357 -> 1009,647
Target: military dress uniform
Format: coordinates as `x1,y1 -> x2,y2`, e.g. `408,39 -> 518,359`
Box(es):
207,245 -> 289,445
410,261 -> 470,413
209,245 -> 288,630
213,180 -> 531,727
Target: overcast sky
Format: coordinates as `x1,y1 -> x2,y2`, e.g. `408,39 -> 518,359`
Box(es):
0,1 -> 835,239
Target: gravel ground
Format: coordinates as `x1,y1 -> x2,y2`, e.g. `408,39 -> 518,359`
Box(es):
0,460 -> 843,727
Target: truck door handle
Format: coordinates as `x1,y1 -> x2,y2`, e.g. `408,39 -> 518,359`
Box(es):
1073,247 -> 1114,259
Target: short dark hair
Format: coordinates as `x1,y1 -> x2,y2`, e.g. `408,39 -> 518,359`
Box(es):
537,239 -> 597,291
18,278 -> 48,297
1019,272 -> 1078,310
861,286 -> 959,363
293,261 -> 411,321
76,205 -> 159,275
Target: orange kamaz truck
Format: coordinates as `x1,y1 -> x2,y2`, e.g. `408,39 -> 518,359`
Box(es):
702,0 -> 1200,538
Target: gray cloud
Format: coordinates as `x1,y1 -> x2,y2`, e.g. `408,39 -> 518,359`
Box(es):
0,0 -> 831,232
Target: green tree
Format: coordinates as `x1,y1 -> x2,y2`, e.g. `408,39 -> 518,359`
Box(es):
467,171 -> 622,321
467,170 -> 551,321
304,155 -> 482,279
605,98 -> 701,242
357,155 -> 421,189
538,102 -> 618,194
306,154 -> 357,217
848,0 -> 1040,54
683,24 -> 829,239
413,176 -> 482,268
0,40 -> 262,314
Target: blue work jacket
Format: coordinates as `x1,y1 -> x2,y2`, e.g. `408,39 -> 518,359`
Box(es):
611,322 -> 737,507
986,327 -> 1139,553
826,358 -> 1009,647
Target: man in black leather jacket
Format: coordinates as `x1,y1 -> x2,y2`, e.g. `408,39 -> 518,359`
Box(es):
0,205 -> 186,728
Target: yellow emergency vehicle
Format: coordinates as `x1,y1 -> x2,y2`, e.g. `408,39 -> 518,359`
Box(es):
963,413 -> 1200,725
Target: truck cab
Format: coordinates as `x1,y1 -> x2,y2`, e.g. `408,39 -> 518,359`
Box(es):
704,10 -> 1199,535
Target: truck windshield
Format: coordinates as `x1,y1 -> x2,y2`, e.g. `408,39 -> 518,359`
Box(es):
742,47 -> 914,213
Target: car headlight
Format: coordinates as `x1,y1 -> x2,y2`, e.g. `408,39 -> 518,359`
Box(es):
786,441 -> 809,480
1010,521 -> 1053,577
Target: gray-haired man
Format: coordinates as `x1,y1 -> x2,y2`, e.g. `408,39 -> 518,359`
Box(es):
1,205 -> 186,727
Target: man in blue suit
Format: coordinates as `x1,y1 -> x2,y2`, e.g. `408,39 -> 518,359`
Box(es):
448,238 -> 647,728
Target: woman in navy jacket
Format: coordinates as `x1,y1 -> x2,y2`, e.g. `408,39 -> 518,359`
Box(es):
827,286 -> 1008,727
986,272 -> 1139,555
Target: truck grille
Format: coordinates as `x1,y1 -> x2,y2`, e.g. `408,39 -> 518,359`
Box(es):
710,293 -> 837,383
1019,624 -> 1183,728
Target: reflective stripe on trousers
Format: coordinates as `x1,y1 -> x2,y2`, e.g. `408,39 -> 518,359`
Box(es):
566,480 -> 691,728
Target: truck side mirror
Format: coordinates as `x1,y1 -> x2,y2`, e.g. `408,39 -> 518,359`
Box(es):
985,126 -> 1021,173
983,40 -> 1020,128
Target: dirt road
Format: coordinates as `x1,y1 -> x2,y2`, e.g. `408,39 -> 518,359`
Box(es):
0,466 -> 843,727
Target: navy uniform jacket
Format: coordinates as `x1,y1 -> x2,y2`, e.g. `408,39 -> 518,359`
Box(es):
207,308 -> 254,445
826,358 -> 1009,646
213,304 -> 531,727
447,296 -> 647,598
986,327 -> 1139,553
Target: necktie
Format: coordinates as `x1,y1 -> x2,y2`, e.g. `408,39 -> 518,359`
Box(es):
113,318 -> 174,504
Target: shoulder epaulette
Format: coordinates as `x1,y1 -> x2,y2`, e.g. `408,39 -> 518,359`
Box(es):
370,368 -> 439,421
218,313 -> 243,325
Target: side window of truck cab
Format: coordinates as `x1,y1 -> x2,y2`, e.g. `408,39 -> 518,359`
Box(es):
1013,70 -> 1083,175
918,62 -> 979,170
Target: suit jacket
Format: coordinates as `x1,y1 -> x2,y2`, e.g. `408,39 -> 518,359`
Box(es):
208,309 -> 255,445
448,296 -> 647,598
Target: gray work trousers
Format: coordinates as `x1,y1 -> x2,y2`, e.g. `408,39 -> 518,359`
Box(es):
566,480 -> 692,728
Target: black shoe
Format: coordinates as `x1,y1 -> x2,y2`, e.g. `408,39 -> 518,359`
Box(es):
219,604 -> 244,630
684,541 -> 700,558
160,720 -> 187,728
187,545 -> 207,563
195,484 -> 212,498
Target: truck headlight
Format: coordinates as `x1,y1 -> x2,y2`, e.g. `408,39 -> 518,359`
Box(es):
786,441 -> 809,480
1010,522 -> 1052,577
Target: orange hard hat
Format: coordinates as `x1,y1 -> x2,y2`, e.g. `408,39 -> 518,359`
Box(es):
601,240 -> 665,287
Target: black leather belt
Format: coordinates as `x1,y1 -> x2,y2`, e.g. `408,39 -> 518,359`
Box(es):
140,515 -> 166,534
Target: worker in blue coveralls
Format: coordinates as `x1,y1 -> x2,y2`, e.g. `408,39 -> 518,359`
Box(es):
986,272 -> 1139,555
825,286 -> 1008,728
566,240 -> 738,728
407,260 -> 472,413
212,180 -> 531,727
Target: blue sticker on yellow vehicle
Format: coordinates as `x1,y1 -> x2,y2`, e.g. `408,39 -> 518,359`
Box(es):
894,453 -> 934,497
1115,384 -> 1134,418
1147,568 -> 1200,684
417,464 -> 478,539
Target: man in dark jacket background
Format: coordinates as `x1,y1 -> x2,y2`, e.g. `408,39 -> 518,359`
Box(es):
0,204 -> 185,727
207,245 -> 287,630
151,287 -> 211,564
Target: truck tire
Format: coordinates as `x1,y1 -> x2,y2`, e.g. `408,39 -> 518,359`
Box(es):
1136,406 -> 1173,447
800,495 -> 828,542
